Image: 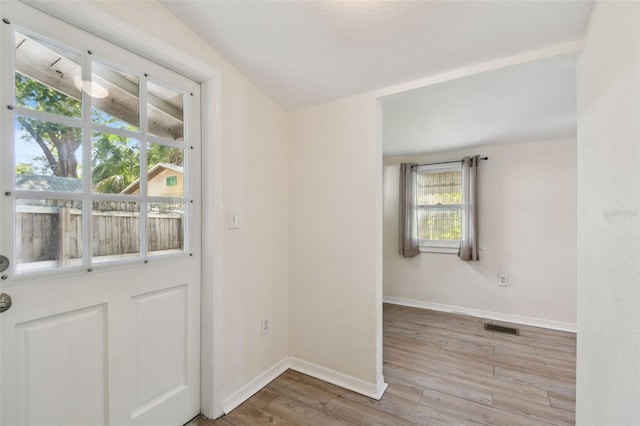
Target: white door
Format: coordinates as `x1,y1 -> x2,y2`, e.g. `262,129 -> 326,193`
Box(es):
0,4 -> 202,425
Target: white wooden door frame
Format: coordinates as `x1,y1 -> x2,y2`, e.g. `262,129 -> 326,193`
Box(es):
16,0 -> 225,419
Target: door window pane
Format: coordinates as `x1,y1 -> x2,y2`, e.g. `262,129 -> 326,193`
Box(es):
148,82 -> 183,141
147,143 -> 184,197
92,132 -> 140,194
7,27 -> 194,273
148,203 -> 184,256
16,199 -> 83,272
92,201 -> 140,263
14,116 -> 82,191
92,62 -> 140,131
14,32 -> 82,118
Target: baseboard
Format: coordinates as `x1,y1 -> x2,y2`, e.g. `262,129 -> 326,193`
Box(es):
289,357 -> 388,400
222,356 -> 387,414
222,356 -> 289,414
384,296 -> 577,332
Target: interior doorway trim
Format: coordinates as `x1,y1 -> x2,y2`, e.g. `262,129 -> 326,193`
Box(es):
19,0 -> 225,418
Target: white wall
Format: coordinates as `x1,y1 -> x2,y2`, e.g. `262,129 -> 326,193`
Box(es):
576,2 -> 640,424
384,139 -> 577,328
90,0 -> 291,402
288,94 -> 384,388
92,0 -> 387,407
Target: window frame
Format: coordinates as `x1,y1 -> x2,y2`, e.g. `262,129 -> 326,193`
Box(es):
1,18 -> 199,280
415,163 -> 462,254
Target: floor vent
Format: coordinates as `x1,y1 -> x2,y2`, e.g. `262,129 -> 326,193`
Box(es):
484,323 -> 519,335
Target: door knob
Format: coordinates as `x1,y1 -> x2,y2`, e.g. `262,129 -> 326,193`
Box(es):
0,255 -> 8,272
0,292 -> 11,313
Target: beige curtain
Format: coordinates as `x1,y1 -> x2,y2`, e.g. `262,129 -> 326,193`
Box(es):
459,156 -> 479,261
399,163 -> 420,258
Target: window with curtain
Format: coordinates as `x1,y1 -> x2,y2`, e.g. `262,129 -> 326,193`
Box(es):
415,164 -> 462,253
399,157 -> 480,259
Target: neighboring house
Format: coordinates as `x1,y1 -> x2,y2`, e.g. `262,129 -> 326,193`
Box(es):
15,165 -> 183,197
15,174 -> 83,192
120,162 -> 183,197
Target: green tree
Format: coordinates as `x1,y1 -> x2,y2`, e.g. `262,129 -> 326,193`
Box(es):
91,135 -> 184,193
16,72 -> 183,193
15,73 -> 82,177
15,162 -> 34,175
148,144 -> 183,167
91,133 -> 140,193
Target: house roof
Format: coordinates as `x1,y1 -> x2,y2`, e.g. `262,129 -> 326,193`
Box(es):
121,162 -> 183,194
15,174 -> 83,192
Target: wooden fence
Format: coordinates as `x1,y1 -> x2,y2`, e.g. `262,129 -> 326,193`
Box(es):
16,203 -> 183,264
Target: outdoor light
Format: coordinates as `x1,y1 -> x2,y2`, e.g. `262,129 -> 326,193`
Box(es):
74,77 -> 109,98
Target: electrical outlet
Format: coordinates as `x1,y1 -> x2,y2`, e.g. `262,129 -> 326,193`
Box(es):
261,317 -> 270,335
228,209 -> 240,230
498,274 -> 509,287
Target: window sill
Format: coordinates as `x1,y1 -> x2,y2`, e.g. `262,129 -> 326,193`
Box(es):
419,246 -> 459,254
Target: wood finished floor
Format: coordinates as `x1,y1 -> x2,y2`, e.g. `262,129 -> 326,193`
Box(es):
191,303 -> 576,425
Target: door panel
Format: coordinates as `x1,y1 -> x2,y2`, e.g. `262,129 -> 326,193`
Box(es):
1,4 -> 202,425
133,285 -> 187,415
17,304 -> 108,426
2,256 -> 201,426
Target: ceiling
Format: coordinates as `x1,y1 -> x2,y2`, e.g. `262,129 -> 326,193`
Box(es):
381,53 -> 578,156
161,0 -> 593,110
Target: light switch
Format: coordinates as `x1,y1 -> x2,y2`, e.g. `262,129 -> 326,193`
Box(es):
228,209 -> 240,230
